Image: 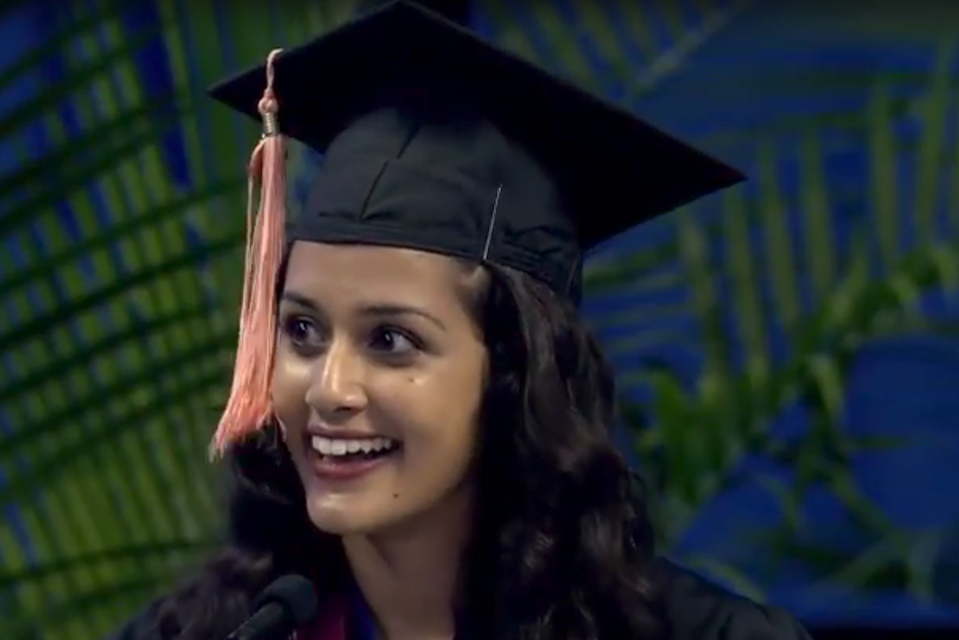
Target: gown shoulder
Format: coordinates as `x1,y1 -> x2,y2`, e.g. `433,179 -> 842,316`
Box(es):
653,558 -> 812,640
104,559 -> 812,640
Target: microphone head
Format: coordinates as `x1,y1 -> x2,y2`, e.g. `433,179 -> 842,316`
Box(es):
255,575 -> 319,625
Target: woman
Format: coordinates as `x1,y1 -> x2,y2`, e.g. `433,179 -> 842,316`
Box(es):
110,2 -> 810,639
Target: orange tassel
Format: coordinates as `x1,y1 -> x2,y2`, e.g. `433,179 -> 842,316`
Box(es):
211,49 -> 287,458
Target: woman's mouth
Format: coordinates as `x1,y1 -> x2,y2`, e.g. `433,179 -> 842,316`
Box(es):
311,435 -> 399,460
306,435 -> 402,480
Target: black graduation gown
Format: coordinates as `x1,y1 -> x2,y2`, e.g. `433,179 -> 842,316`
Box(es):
652,558 -> 812,640
103,557 -> 811,640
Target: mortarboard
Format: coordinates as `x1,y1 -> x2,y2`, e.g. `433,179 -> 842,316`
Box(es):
208,0 -> 744,303
206,0 -> 745,454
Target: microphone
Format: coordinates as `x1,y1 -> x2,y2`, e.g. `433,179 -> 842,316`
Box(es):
226,575 -> 319,640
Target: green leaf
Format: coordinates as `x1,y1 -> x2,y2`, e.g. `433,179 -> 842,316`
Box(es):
0,95 -> 192,238
0,540 -> 216,591
0,24 -> 168,145
0,0 -> 134,96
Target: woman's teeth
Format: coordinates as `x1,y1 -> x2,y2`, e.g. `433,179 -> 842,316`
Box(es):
310,436 -> 398,457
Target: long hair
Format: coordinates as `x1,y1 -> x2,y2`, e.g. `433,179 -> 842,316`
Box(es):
127,261 -> 662,640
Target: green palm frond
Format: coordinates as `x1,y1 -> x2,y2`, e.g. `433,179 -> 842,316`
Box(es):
2,22 -> 214,640
483,0 -> 751,99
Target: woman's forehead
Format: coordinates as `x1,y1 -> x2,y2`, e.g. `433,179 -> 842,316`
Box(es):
286,242 -> 457,277
283,242 -> 475,312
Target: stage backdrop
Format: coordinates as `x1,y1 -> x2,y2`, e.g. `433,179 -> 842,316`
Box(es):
0,1 -> 957,639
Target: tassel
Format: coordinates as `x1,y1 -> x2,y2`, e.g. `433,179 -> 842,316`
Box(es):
211,49 -> 287,458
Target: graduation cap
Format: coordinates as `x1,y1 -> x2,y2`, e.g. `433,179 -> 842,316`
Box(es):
206,0 -> 745,454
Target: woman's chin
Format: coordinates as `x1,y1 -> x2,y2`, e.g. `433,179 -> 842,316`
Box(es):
307,504 -> 359,535
305,496 -> 391,536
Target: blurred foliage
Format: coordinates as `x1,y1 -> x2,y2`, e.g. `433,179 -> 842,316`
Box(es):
584,35 -> 959,607
0,0 -> 957,639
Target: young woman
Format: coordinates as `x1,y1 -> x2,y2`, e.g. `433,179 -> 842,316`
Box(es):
109,2 -> 810,639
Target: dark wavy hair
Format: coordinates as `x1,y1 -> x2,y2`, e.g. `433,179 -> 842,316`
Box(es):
126,260 -> 662,640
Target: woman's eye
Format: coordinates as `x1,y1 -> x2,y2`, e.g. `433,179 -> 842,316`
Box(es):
370,327 -> 419,355
282,316 -> 320,346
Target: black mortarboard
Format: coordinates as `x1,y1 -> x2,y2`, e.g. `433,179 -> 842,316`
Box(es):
208,0 -> 744,303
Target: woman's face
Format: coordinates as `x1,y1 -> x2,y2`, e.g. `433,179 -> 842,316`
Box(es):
272,242 -> 488,536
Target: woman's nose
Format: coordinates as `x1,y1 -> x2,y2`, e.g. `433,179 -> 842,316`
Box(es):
304,340 -> 368,420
